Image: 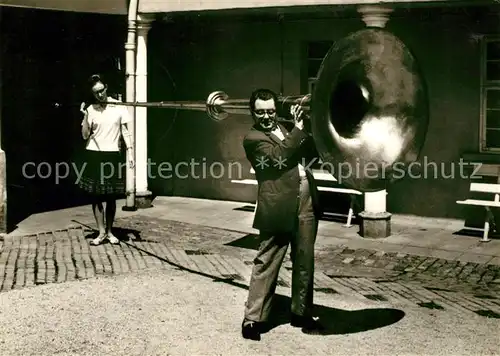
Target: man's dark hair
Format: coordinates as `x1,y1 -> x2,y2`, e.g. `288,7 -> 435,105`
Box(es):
249,88 -> 278,112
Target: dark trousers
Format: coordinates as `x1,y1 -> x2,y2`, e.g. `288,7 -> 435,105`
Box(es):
244,176 -> 318,322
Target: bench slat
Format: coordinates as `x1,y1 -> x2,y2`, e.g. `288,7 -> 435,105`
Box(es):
470,182 -> 500,194
313,172 -> 337,181
456,199 -> 500,207
250,168 -> 337,182
319,187 -> 363,195
231,179 -> 258,185
231,179 -> 363,195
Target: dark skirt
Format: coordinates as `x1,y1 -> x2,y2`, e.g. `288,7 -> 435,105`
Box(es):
76,149 -> 126,198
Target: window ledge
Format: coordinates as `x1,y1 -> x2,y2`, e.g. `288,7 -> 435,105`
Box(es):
462,151 -> 500,164
460,152 -> 500,178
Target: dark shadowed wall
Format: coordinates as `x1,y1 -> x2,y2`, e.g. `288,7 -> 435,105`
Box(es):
1,7 -> 126,229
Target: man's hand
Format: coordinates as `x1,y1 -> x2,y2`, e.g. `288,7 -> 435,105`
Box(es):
290,104 -> 305,130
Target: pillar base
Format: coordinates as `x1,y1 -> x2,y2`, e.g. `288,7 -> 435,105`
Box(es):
358,211 -> 392,238
135,190 -> 153,209
122,204 -> 137,212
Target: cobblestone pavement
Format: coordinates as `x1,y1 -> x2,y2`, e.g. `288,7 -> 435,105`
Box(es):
1,215 -> 500,321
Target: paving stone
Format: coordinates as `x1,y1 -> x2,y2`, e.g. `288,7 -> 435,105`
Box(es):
278,265 -> 293,286
419,290 -> 472,314
373,281 -> 418,306
212,254 -> 238,276
453,293 -> 499,314
356,278 -> 393,299
341,248 -> 357,255
458,253 -> 494,265
385,261 -> 399,270
332,246 -> 347,254
457,263 -> 478,280
480,266 -> 498,284
393,257 -> 414,272
370,255 -> 396,269
433,260 -> 459,278
465,295 -> 500,313
313,272 -> 339,292
326,277 -> 368,301
343,277 -> 372,295
416,258 -> 438,271
435,291 -> 480,313
225,256 -> 251,283
385,282 -> 423,305
354,249 -> 377,259
488,257 -> 500,266
427,248 -> 467,261
467,264 -> 489,284
342,257 -> 355,264
426,259 -> 448,276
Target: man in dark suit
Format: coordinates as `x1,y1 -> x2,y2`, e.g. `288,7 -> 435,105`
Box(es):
241,88 -> 324,341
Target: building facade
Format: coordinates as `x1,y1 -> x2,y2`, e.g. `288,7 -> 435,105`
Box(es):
0,0 -> 498,232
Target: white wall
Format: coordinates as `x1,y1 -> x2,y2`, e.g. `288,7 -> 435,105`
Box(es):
0,0 -> 127,14
139,0 -> 483,13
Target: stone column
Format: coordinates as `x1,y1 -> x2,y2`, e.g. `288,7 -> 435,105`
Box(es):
357,5 -> 393,28
357,5 -> 393,238
135,14 -> 154,208
0,16 -> 6,234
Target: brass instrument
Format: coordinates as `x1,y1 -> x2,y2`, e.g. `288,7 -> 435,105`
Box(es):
55,92 -> 309,124
57,28 -> 428,193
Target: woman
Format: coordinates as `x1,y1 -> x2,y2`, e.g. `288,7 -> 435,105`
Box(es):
78,74 -> 134,245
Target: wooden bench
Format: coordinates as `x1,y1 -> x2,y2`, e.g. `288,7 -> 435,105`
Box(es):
456,182 -> 500,242
232,167 -> 362,227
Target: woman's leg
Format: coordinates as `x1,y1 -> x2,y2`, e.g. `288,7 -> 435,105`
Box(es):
105,198 -> 119,244
90,197 -> 107,245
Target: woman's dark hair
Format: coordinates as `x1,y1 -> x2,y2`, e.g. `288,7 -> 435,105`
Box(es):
249,88 -> 278,112
88,74 -> 105,88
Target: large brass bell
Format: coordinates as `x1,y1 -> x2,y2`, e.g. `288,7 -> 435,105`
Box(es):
311,28 -> 429,192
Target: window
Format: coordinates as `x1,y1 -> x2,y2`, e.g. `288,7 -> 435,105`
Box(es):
480,36 -> 500,152
304,41 -> 333,94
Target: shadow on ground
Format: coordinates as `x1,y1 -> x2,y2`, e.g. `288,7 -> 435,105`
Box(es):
7,185 -> 94,233
126,242 -> 406,336
453,228 -> 500,240
260,294 -> 405,335
225,233 -> 260,250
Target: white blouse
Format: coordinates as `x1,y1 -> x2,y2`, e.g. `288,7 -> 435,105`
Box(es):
83,97 -> 131,152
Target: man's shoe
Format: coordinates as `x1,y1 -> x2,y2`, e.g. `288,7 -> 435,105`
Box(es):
290,313 -> 326,335
241,320 -> 261,341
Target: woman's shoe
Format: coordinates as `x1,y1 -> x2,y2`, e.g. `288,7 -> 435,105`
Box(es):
90,234 -> 107,245
107,233 -> 120,244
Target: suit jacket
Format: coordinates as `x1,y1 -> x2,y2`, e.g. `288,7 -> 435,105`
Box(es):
243,122 -> 323,232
